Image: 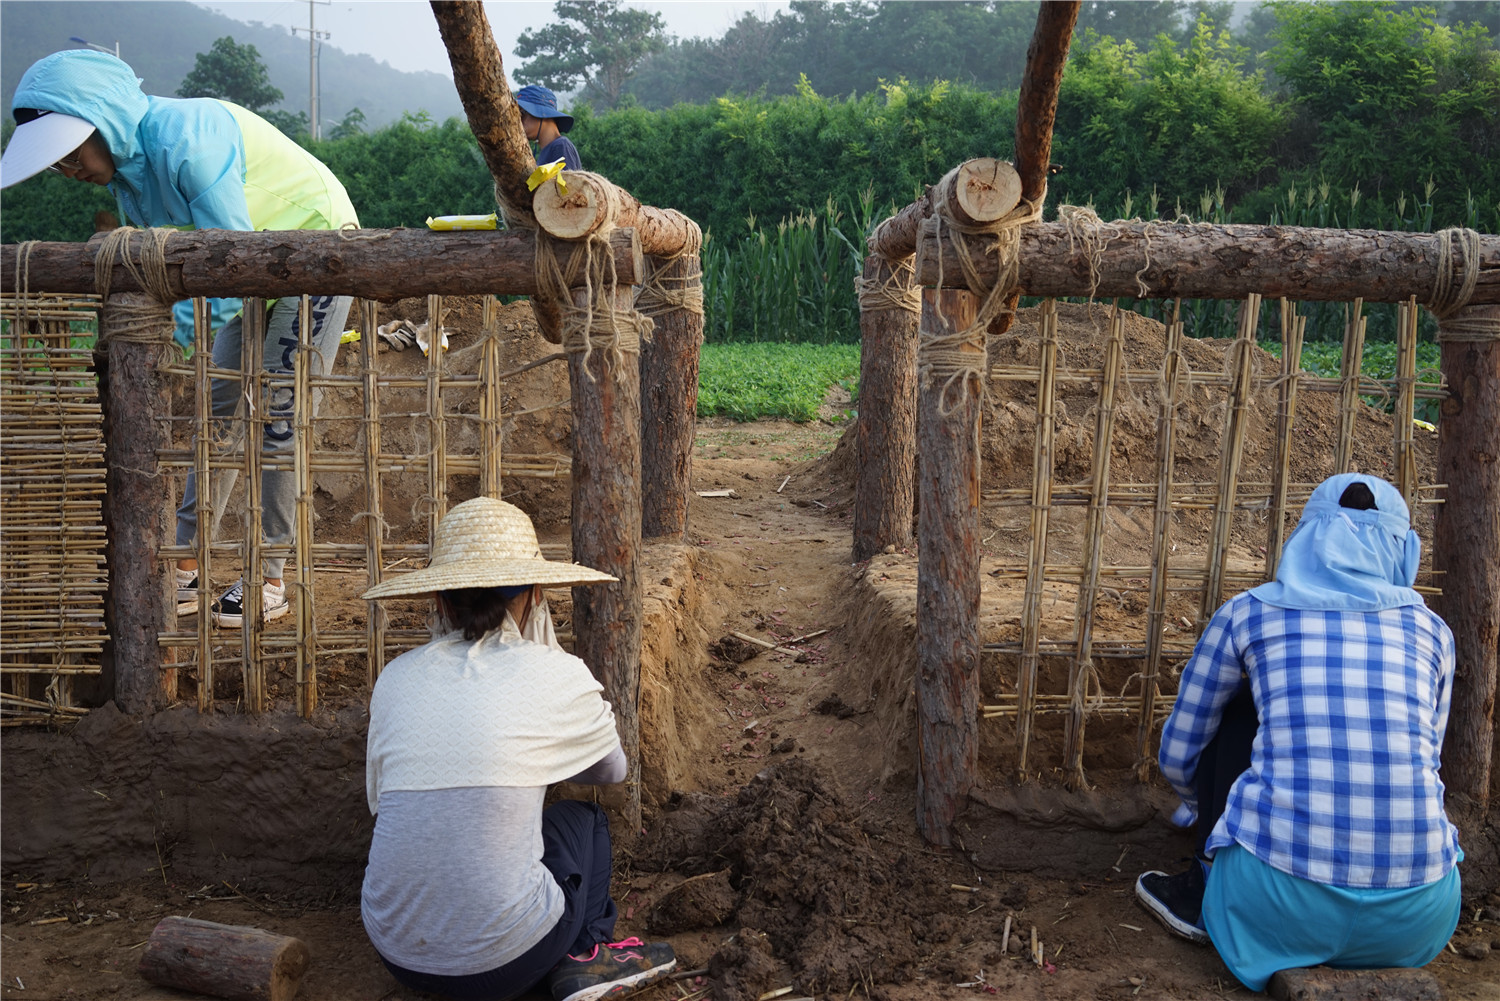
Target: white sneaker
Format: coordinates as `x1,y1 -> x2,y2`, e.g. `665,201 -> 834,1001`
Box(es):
210,579 -> 289,628
176,568 -> 202,616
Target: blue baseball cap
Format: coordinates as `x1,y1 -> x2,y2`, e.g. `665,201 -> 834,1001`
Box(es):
515,85 -> 573,133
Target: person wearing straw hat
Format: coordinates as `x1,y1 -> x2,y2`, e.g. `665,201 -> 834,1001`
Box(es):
1,48 -> 359,629
515,84 -> 581,171
359,497 -> 676,1001
1134,474 -> 1461,991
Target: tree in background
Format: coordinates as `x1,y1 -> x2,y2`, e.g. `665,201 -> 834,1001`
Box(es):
176,35 -> 306,137
515,0 -> 667,109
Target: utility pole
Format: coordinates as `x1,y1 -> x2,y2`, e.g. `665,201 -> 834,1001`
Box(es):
290,0 -> 331,140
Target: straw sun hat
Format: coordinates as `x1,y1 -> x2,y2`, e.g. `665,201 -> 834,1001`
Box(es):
361,497 -> 615,599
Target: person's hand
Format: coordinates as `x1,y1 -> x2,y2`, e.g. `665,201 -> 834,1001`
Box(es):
1169,800 -> 1196,830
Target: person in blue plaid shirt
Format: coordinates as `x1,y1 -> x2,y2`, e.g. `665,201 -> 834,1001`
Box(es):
1136,472 -> 1462,991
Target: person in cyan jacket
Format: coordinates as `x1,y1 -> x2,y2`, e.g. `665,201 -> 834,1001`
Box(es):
2,49 -> 360,628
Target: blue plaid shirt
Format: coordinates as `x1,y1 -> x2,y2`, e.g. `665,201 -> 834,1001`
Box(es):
1160,593 -> 1460,889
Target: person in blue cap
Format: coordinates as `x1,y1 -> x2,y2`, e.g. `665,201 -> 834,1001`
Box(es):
515,84 -> 580,170
1134,473 -> 1462,990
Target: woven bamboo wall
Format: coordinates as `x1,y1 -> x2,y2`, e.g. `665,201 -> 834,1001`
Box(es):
0,294 -> 105,727
981,296 -> 1445,785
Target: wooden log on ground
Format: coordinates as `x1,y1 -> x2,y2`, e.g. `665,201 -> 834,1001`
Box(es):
534,170 -> 703,259
1435,303 -> 1500,814
639,250 -> 703,541
915,222 -> 1500,304
915,288 -> 983,845
1266,966 -> 1442,1001
138,915 -> 310,1001
868,158 -> 1022,260
99,294 -> 173,714
853,254 -> 920,561
0,228 -> 643,301
569,283 -> 644,833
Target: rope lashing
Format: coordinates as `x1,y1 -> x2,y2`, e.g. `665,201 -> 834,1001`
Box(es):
855,254 -> 921,315
534,228 -> 653,381
636,221 -> 705,324
1430,227 -> 1498,343
92,227 -> 179,347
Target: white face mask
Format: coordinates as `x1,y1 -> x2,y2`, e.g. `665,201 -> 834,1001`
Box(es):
520,596 -> 563,652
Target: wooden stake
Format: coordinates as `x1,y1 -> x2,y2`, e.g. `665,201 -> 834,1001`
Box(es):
639,248 -> 703,541
853,254 -> 920,562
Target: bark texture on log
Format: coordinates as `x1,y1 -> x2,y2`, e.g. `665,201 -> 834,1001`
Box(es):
533,171 -> 701,258
916,222 -> 1500,304
639,252 -> 702,541
868,159 -> 1022,260
1266,966 -> 1441,1001
569,285 -> 644,833
915,289 -> 982,846
1,229 -> 643,301
853,255 -> 920,561
138,916 -> 310,1001
1435,304 -> 1500,815
100,295 -> 173,715
429,1 -> 536,226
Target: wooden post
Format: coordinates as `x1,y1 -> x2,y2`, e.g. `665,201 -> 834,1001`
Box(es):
915,288 -> 982,845
853,254 -> 920,561
639,249 -> 703,541
569,282 -> 645,832
1435,303 -> 1500,813
139,916 -> 310,1001
99,293 -> 173,714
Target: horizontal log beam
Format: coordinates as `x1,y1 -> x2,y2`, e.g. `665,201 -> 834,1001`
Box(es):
915,222 -> 1500,304
1,227 -> 644,300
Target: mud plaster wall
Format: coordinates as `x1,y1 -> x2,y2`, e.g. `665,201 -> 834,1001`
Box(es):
1,545 -> 724,891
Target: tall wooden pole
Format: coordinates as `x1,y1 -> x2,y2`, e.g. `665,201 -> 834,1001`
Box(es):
569,283 -> 645,832
1435,303 -> 1500,814
639,251 -> 703,541
915,289 -> 983,845
99,294 -> 174,713
853,255 -> 920,561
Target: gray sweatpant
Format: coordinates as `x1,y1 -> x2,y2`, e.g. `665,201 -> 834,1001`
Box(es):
175,295 -> 352,580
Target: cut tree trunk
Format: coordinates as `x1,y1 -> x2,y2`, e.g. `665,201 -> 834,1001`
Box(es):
99,294 -> 173,714
1436,304 -> 1500,816
138,916 -> 310,1001
868,158 -> 1022,260
533,171 -> 702,258
569,283 -> 644,833
853,254 -> 920,561
0,228 -> 644,300
916,222 -> 1500,304
915,288 -> 982,846
639,251 -> 703,541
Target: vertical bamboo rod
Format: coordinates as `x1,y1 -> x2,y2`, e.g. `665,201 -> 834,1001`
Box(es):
1393,296 -> 1419,506
360,299 -> 388,685
192,297 -> 214,710
1200,294 -> 1260,624
1266,299 -> 1306,582
293,296 -> 317,717
1063,305 -> 1124,789
1334,299 -> 1368,474
240,298 -> 268,712
426,293 -> 448,537
1016,299 -> 1059,777
1137,304 -> 1187,779
480,295 -> 504,497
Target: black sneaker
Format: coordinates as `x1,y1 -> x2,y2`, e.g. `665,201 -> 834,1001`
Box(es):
176,568 -> 202,616
548,937 -> 676,1001
1136,860 -> 1211,944
210,579 -> 290,628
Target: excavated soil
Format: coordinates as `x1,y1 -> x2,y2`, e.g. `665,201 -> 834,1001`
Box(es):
6,298 -> 1500,1001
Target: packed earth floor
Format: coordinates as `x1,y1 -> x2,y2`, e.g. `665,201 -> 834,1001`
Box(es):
5,301 -> 1500,1000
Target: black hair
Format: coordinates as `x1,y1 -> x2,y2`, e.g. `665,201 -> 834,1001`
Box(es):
1337,482 -> 1378,511
435,584 -> 533,641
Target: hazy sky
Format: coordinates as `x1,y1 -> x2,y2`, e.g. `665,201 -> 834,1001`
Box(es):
196,1 -> 793,81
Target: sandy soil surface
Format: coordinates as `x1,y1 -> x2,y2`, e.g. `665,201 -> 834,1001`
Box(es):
5,299 -> 1499,1001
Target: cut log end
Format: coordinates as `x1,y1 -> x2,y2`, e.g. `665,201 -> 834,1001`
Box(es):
139,915 -> 311,1001
534,172 -> 611,239
1267,966 -> 1443,1001
955,159 -> 1022,223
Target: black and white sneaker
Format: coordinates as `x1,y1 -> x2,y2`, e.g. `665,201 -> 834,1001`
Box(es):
176,568 -> 202,616
547,937 -> 676,1001
211,579 -> 289,628
1136,860 -> 1211,944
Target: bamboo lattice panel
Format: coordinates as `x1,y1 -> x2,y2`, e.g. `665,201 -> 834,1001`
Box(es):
0,294 -> 105,727
982,297 -> 1445,785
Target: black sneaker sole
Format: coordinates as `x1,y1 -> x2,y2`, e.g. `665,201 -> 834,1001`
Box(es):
1135,871 -> 1211,944
212,601 -> 290,629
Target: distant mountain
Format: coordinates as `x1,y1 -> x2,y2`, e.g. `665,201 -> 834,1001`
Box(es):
1,1 -> 463,129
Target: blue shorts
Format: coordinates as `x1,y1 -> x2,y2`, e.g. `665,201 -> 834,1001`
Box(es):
1203,842 -> 1462,992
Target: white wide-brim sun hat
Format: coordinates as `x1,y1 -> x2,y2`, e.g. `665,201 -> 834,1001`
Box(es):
361,496 -> 616,599
0,110 -> 96,189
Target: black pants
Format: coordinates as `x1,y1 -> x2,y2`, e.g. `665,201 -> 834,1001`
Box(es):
1193,680 -> 1257,855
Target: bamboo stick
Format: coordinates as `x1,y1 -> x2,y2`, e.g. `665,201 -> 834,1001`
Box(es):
1335,299 -> 1368,474
1265,300 -> 1306,583
426,293 -> 448,538
1393,296 -> 1419,506
1016,300 -> 1059,777
240,298 -> 268,712
480,295 -> 504,496
193,297 -> 214,710
293,296 -> 317,717
360,299 -> 388,685
1199,295 -> 1260,624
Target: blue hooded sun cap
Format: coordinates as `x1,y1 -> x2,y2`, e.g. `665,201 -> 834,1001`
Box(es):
1250,473 -> 1424,613
515,85 -> 573,133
